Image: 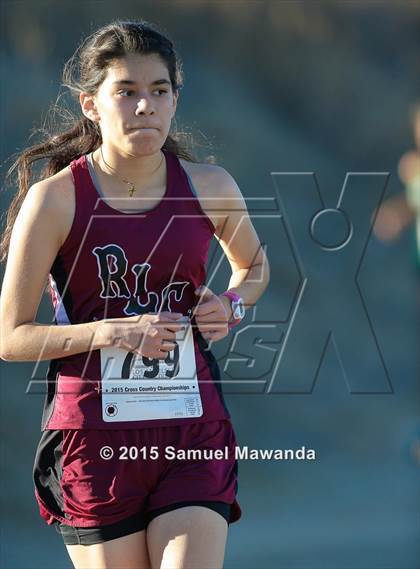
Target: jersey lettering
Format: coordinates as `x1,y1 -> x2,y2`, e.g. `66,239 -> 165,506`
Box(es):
92,244 -> 189,316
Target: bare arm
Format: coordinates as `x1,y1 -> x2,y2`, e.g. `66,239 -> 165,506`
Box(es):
372,193 -> 416,242
0,179 -> 110,362
190,166 -> 270,341
213,167 -> 270,314
0,177 -> 185,362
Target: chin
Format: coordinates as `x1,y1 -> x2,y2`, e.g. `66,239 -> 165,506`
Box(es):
128,141 -> 162,156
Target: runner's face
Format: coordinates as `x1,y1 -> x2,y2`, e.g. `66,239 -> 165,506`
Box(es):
93,53 -> 178,155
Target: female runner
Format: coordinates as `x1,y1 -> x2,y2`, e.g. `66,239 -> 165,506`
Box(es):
0,19 -> 270,569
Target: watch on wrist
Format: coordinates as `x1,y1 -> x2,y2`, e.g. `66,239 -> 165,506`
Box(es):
221,291 -> 245,329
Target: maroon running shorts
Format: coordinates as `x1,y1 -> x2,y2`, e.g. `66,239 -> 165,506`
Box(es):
33,419 -> 242,545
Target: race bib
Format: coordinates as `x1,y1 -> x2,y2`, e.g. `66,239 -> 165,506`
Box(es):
100,316 -> 203,422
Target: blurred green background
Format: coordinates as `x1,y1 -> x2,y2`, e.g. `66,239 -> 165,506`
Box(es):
0,1 -> 419,568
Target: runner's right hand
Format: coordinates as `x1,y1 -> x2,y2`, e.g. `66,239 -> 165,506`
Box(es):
98,312 -> 186,359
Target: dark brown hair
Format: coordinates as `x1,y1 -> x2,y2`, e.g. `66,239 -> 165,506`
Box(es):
0,19 -> 210,266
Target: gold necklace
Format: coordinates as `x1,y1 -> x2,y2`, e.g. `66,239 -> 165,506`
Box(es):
97,147 -> 165,197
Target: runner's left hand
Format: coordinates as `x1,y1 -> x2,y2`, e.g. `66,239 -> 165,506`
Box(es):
191,285 -> 231,342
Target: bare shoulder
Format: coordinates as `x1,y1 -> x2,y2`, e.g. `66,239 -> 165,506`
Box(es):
179,158 -> 242,198
179,158 -> 245,233
28,165 -> 75,248
30,164 -> 74,204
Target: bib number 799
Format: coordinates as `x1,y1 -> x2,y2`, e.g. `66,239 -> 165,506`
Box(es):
121,342 -> 180,379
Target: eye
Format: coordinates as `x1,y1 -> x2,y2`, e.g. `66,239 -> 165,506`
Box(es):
117,89 -> 134,97
117,89 -> 168,97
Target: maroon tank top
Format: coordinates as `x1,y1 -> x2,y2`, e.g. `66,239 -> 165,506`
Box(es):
41,148 -> 231,430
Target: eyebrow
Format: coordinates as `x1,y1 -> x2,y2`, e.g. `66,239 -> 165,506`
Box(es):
112,79 -> 171,87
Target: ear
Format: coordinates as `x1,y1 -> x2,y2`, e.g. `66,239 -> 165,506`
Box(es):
80,91 -> 100,124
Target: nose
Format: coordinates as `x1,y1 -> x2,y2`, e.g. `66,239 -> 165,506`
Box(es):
135,95 -> 155,115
